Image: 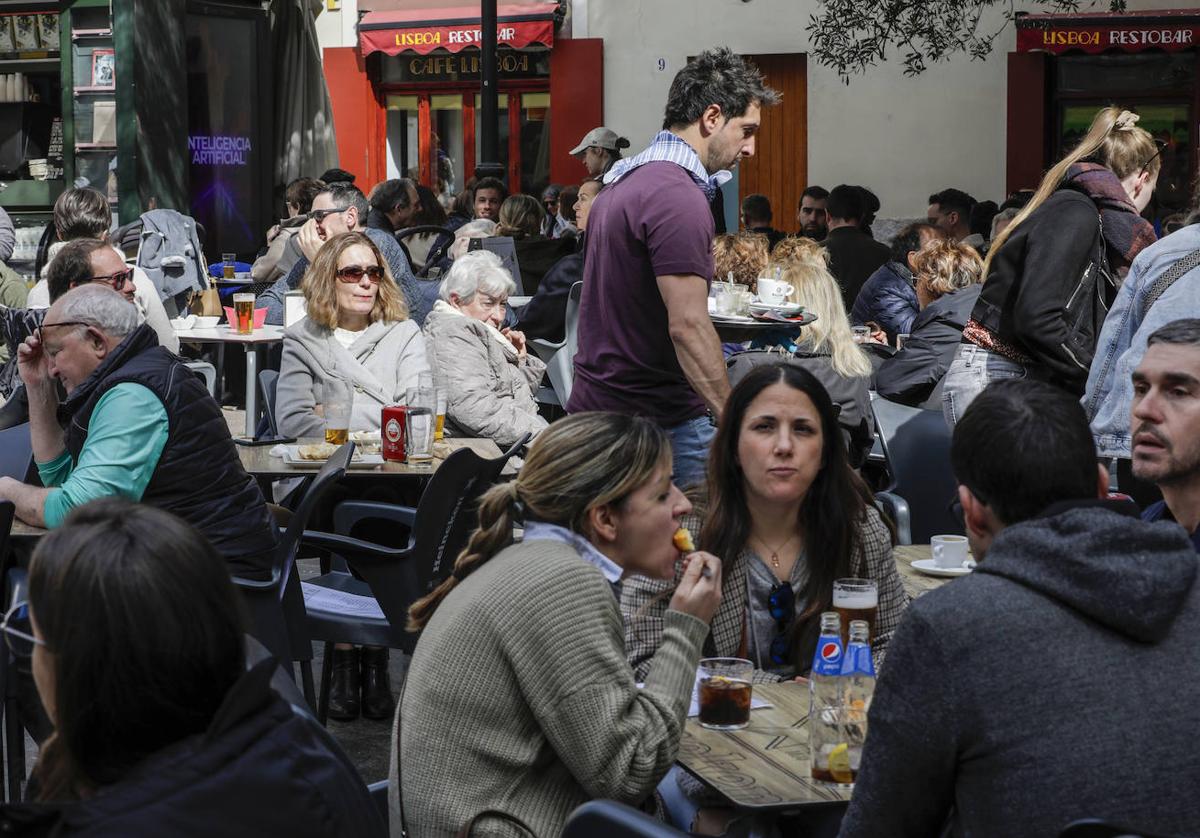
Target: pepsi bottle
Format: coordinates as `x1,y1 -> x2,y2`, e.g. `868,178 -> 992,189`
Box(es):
838,619 -> 876,784
809,612 -> 849,784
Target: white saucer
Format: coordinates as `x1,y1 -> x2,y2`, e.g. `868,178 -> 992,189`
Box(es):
750,300 -> 803,314
911,558 -> 973,577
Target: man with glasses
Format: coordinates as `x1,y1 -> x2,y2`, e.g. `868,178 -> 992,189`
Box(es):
1085,187 -> 1200,503
0,284 -> 278,579
841,379 -> 1200,838
258,181 -> 425,326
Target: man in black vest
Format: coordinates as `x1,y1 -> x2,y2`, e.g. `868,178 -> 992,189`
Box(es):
0,284 -> 277,579
821,183 -> 890,311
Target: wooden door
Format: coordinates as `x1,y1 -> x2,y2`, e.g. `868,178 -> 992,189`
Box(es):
738,54 -> 807,235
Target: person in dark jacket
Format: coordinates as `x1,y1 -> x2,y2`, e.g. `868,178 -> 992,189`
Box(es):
0,499 -> 383,837
943,106 -> 1159,426
851,222 -> 941,344
839,379 -> 1200,838
365,178 -> 418,236
874,239 -> 983,408
740,193 -> 786,251
821,184 -> 890,311
496,194 -> 574,295
0,284 -> 278,578
517,178 -> 600,343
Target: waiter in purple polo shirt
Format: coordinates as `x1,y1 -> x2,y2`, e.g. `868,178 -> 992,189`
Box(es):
567,47 -> 780,488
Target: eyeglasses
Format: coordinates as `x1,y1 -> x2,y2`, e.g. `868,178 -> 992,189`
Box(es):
1,601 -> 43,658
34,320 -> 94,344
335,264 -> 384,283
88,268 -> 133,291
767,581 -> 795,666
311,207 -> 350,223
1142,139 -> 1168,173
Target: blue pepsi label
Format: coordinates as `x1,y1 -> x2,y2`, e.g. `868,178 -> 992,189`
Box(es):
810,634 -> 844,676
840,641 -> 875,677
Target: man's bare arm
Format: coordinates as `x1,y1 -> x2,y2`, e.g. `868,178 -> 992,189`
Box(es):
657,273 -> 730,420
0,477 -> 49,527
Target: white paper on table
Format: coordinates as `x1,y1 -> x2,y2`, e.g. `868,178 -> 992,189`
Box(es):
300,582 -> 385,620
635,673 -> 773,718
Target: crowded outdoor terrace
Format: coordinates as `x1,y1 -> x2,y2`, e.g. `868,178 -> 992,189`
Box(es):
0,43 -> 1194,838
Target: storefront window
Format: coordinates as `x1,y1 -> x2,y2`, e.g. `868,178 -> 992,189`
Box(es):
386,94 -> 419,180
520,92 -> 551,198
431,94 -> 464,195
1056,53 -> 1193,95
474,93 -> 509,174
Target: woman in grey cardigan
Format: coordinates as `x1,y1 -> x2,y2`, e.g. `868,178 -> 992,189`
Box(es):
422,249 -> 547,450
277,231 -> 429,439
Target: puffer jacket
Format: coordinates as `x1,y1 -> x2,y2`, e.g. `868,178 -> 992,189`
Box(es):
422,301 -> 547,449
850,261 -> 919,344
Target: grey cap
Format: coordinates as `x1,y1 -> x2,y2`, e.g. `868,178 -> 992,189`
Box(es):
569,127 -> 628,156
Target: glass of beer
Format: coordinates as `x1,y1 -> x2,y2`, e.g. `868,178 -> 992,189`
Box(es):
323,379 -> 352,445
222,252 -> 237,279
833,578 -> 878,647
232,292 -> 255,335
434,389 -> 446,440
697,657 -> 753,730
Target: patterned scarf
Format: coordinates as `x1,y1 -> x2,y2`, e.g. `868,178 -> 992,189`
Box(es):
1061,162 -> 1157,272
603,131 -> 732,200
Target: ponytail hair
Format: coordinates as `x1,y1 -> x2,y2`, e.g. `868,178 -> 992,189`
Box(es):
407,412 -> 672,631
983,106 -> 1159,280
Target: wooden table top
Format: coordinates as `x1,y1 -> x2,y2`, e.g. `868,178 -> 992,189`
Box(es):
237,437 -> 503,477
9,519 -> 46,539
676,548 -> 960,811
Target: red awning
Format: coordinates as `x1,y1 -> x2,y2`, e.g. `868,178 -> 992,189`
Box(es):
1016,8 -> 1200,54
358,3 -> 556,57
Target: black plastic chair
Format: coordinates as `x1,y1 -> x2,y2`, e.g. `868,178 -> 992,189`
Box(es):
256,368 -> 286,441
233,441 -> 355,711
872,394 -> 963,544
1059,820 -> 1178,838
298,435 -> 528,723
563,800 -> 689,838
396,224 -> 456,277
368,779 -> 389,828
0,424 -> 33,484
0,504 -> 20,801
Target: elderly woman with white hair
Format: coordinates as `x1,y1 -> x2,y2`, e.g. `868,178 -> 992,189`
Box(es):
422,250 -> 547,449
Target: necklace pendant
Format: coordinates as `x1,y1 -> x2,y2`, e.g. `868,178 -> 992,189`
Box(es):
770,552 -> 780,569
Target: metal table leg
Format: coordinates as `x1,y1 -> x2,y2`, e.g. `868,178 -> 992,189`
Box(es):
244,344 -> 259,438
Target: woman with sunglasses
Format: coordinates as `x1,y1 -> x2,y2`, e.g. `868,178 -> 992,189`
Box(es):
623,363 -> 908,685
421,249 -> 547,449
942,106 -> 1160,426
276,230 -> 429,440
0,498 -> 383,835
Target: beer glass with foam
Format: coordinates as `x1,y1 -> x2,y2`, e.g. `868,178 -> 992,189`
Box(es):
833,578 -> 878,647
232,292 -> 255,335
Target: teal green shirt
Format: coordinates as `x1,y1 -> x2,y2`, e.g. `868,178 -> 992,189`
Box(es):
37,383 -> 170,527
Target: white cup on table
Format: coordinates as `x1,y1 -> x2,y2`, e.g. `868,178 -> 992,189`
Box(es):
756,278 -> 795,304
931,534 -> 970,569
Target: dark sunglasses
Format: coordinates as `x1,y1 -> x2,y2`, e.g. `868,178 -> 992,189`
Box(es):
35,320 -> 95,344
1142,139 -> 1168,173
89,268 -> 133,291
767,581 -> 795,666
312,207 -> 350,223
1,601 -> 43,658
336,264 -> 384,283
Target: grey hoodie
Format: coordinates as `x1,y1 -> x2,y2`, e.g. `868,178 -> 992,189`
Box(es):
840,502 -> 1200,838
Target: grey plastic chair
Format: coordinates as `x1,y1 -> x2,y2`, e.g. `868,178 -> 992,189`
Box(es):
563,801 -> 689,838
531,280 -> 583,406
0,423 -> 33,484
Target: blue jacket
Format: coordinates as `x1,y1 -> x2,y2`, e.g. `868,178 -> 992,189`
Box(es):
1084,224 -> 1200,458
850,262 -> 919,344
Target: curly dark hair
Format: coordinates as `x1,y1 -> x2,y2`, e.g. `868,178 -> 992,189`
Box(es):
662,47 -> 780,130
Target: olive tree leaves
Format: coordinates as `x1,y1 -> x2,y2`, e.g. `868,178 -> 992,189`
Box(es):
805,0 -> 1128,80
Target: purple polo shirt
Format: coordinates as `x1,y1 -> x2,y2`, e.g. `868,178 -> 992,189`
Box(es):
567,161 -> 714,426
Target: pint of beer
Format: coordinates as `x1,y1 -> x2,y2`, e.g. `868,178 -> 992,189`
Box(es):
222,252 -> 237,279
233,292 -> 255,335
832,578 -> 878,646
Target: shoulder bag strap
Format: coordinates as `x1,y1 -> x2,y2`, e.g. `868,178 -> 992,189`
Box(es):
1141,247 -> 1200,320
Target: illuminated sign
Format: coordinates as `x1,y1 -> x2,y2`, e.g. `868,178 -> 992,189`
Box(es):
188,135 -> 252,166
1017,21 -> 1200,54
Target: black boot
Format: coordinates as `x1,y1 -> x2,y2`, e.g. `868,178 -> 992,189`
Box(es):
360,646 -> 395,720
327,646 -> 361,721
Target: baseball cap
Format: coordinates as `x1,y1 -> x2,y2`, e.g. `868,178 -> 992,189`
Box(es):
569,127 -> 629,157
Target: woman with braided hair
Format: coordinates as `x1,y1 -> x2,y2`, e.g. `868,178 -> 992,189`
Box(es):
942,106 -> 1160,426
395,412 -> 722,838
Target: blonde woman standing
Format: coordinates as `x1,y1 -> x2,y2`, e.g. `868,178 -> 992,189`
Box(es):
394,413 -> 721,838
727,236 -> 875,465
943,106 -> 1159,426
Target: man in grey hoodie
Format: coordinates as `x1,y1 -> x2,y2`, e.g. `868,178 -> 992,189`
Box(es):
840,379 -> 1200,838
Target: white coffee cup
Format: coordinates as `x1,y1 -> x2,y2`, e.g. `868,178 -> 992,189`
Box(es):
931,534 -> 970,569
756,278 -> 795,304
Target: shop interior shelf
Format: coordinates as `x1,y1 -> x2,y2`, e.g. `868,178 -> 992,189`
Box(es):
70,28 -> 111,40
72,85 -> 115,95
0,178 -> 64,210
74,142 -> 115,150
0,53 -> 59,73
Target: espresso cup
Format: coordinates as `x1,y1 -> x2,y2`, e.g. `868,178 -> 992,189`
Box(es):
931,534 -> 970,569
756,278 -> 794,304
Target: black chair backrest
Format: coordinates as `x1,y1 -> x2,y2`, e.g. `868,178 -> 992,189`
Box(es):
0,501 -> 14,570
563,800 -> 689,838
258,369 -> 281,439
273,442 -> 355,596
1059,820 -> 1176,838
396,224 -> 455,277
0,423 -> 33,483
873,396 -> 963,543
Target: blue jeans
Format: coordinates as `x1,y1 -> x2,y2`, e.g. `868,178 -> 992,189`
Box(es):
941,344 -> 1029,429
666,415 -> 716,491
